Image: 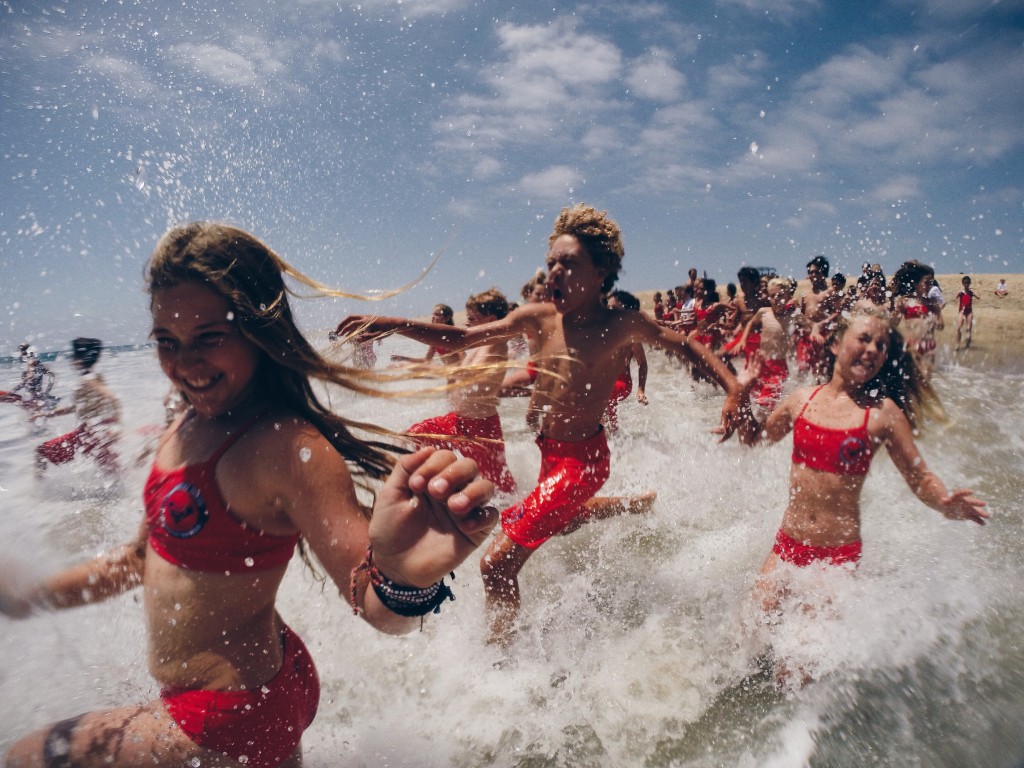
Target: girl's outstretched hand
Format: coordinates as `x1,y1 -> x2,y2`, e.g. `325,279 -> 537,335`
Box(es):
939,489 -> 989,526
369,447 -> 498,588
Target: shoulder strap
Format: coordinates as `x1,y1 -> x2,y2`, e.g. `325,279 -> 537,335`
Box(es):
206,411 -> 267,468
795,385 -> 824,421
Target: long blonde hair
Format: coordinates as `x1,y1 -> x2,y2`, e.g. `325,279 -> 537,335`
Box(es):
824,308 -> 944,429
147,222 -> 398,494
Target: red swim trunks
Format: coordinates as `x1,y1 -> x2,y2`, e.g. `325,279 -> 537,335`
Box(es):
773,529 -> 861,568
526,360 -> 538,383
752,358 -> 788,410
407,411 -> 516,494
161,625 -> 320,768
501,429 -> 611,550
795,333 -> 824,375
36,423 -> 118,470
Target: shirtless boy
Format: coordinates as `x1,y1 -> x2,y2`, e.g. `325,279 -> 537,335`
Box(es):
796,255 -> 831,380
405,289 -> 517,495
337,204 -> 745,644
735,277 -> 797,412
33,337 -> 122,474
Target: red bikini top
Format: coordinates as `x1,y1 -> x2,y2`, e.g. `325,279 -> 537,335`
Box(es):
791,386 -> 875,476
144,412 -> 299,572
901,303 -> 931,319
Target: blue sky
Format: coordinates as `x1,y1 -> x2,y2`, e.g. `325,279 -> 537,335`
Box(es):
2,0 -> 1022,352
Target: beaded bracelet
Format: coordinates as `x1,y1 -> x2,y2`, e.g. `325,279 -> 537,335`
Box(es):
350,546 -> 454,618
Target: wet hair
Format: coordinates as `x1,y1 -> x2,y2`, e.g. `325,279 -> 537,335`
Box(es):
608,289 -> 640,311
891,260 -> 935,297
549,204 -> 624,294
467,288 -> 509,320
520,269 -> 547,301
433,304 -> 455,324
72,337 -> 103,370
737,266 -> 760,284
807,255 -> 830,277
832,273 -> 847,288
146,222 -> 395,493
767,276 -> 791,295
824,308 -> 942,429
726,283 -> 737,298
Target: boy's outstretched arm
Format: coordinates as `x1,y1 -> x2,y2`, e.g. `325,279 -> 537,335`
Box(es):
336,310 -> 527,356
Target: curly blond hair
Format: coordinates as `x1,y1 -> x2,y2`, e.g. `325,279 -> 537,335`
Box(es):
549,204 -> 624,293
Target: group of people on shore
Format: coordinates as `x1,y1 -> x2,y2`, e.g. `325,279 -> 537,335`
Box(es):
0,208 -> 988,766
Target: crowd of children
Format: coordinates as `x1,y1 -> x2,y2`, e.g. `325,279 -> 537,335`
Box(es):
0,208 -> 989,765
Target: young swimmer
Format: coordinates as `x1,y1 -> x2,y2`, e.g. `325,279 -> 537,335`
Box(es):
390,303 -> 459,367
733,277 -> 796,413
795,255 -> 831,381
499,273 -> 549,397
336,204 -> 746,645
734,309 -> 988,681
2,344 -> 59,411
602,290 -> 648,433
954,275 -> 979,351
32,337 -> 122,475
891,260 -> 943,384
405,289 -> 517,495
0,223 -> 497,768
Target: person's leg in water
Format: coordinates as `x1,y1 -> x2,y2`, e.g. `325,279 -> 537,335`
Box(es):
558,492 -> 657,536
3,700 -> 304,768
480,532 -> 536,647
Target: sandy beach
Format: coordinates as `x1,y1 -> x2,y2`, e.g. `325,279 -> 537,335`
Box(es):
636,273 -> 1023,372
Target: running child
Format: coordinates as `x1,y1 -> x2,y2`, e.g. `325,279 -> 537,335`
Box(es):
1,223 -> 497,767
405,289 -> 517,495
733,277 -> 797,413
2,344 -> 59,411
891,260 -> 944,385
954,275 -> 979,351
603,289 -> 648,433
390,303 -> 460,367
795,255 -> 831,381
336,203 -> 746,645
733,308 -> 987,682
32,337 -> 122,475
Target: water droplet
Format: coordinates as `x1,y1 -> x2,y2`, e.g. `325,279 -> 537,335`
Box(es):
299,447 -> 312,463
226,311 -> 234,321
244,557 -> 255,567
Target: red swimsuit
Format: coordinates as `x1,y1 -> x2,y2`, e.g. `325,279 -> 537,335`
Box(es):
144,414 -> 299,573
145,413 -> 318,768
776,387 -> 875,566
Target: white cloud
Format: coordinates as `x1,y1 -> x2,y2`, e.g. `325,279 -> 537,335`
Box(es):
167,43 -> 260,88
872,175 -> 922,202
716,0 -> 822,23
517,165 -> 584,201
625,48 -> 686,101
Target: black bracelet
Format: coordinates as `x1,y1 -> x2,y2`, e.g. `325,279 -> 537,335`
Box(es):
353,547 -> 455,617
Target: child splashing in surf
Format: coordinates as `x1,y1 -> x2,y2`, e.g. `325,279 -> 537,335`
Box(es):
733,308 -> 988,685
337,203 -> 746,646
32,337 -> 121,475
1,223 -> 497,767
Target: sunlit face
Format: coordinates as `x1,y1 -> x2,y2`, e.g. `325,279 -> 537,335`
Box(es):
545,234 -> 605,312
807,263 -> 827,288
150,281 -> 263,418
915,275 -> 932,297
767,283 -> 789,310
832,314 -> 890,384
466,307 -> 495,327
528,282 -> 550,303
431,306 -> 452,324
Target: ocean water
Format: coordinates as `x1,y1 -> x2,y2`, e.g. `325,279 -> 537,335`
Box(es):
1,342 -> 1022,767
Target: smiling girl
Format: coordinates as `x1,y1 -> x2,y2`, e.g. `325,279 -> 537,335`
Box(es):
736,309 -> 987,629
2,222 -> 497,767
